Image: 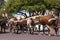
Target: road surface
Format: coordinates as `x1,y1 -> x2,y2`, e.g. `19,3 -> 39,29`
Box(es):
0,31 -> 60,40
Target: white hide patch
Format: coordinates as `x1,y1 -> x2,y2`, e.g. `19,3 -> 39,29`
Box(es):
35,25 -> 39,30
21,15 -> 25,19
9,18 -> 14,22
27,18 -> 31,24
40,25 -> 43,30
32,16 -> 35,19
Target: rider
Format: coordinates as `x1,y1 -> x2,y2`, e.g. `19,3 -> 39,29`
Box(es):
2,12 -> 8,20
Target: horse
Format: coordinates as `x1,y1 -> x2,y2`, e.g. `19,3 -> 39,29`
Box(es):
38,14 -> 58,36
0,18 -> 8,33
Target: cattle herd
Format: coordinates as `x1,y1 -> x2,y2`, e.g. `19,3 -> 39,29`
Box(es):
0,12 -> 60,36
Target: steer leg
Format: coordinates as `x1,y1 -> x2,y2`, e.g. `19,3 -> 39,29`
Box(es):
43,25 -> 45,34
1,27 -> 3,32
10,27 -> 13,32
16,25 -> 20,34
38,24 -> 40,32
13,26 -> 16,33
30,27 -> 34,34
48,28 -> 51,36
16,29 -> 19,34
10,24 -> 13,32
54,28 -> 58,36
4,27 -> 6,33
31,27 -> 34,34
46,25 -> 51,36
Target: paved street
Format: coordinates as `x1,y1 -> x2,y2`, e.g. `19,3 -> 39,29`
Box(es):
0,31 -> 60,40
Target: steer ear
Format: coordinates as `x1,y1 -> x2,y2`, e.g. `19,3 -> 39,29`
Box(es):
48,18 -> 56,22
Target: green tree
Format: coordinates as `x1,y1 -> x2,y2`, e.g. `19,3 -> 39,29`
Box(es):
0,0 -> 60,18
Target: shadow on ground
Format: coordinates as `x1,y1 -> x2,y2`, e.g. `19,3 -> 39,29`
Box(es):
0,31 -> 10,34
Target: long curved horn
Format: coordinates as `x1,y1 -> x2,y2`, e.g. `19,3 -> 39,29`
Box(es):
48,18 -> 56,22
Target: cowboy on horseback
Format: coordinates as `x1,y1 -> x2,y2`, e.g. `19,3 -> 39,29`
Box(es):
0,12 -> 8,33
2,12 -> 8,20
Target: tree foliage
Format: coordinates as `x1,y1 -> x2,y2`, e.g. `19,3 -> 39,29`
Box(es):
0,0 -> 60,17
